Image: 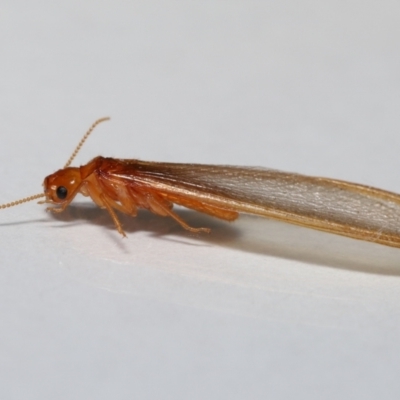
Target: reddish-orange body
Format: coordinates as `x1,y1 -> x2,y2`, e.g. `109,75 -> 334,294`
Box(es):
44,156 -> 235,236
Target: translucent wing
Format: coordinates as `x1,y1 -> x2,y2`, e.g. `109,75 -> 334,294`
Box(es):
113,160 -> 400,248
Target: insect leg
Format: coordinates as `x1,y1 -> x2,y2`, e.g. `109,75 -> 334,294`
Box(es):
82,177 -> 134,236
100,194 -> 127,237
102,196 -> 138,216
147,195 -> 211,233
157,193 -> 239,222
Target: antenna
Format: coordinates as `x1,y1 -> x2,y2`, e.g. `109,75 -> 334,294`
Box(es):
0,193 -> 45,209
64,117 -> 110,168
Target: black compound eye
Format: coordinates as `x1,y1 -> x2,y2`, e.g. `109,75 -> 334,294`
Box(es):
56,186 -> 68,200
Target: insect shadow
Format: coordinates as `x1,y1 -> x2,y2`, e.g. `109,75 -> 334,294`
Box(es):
48,202 -> 400,276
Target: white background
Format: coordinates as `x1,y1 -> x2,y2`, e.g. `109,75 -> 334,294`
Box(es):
1,1 -> 400,399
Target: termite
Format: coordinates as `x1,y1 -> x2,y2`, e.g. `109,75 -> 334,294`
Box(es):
2,117 -> 400,248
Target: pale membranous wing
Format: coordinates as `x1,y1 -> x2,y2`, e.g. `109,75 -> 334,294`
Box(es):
114,160 -> 400,248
